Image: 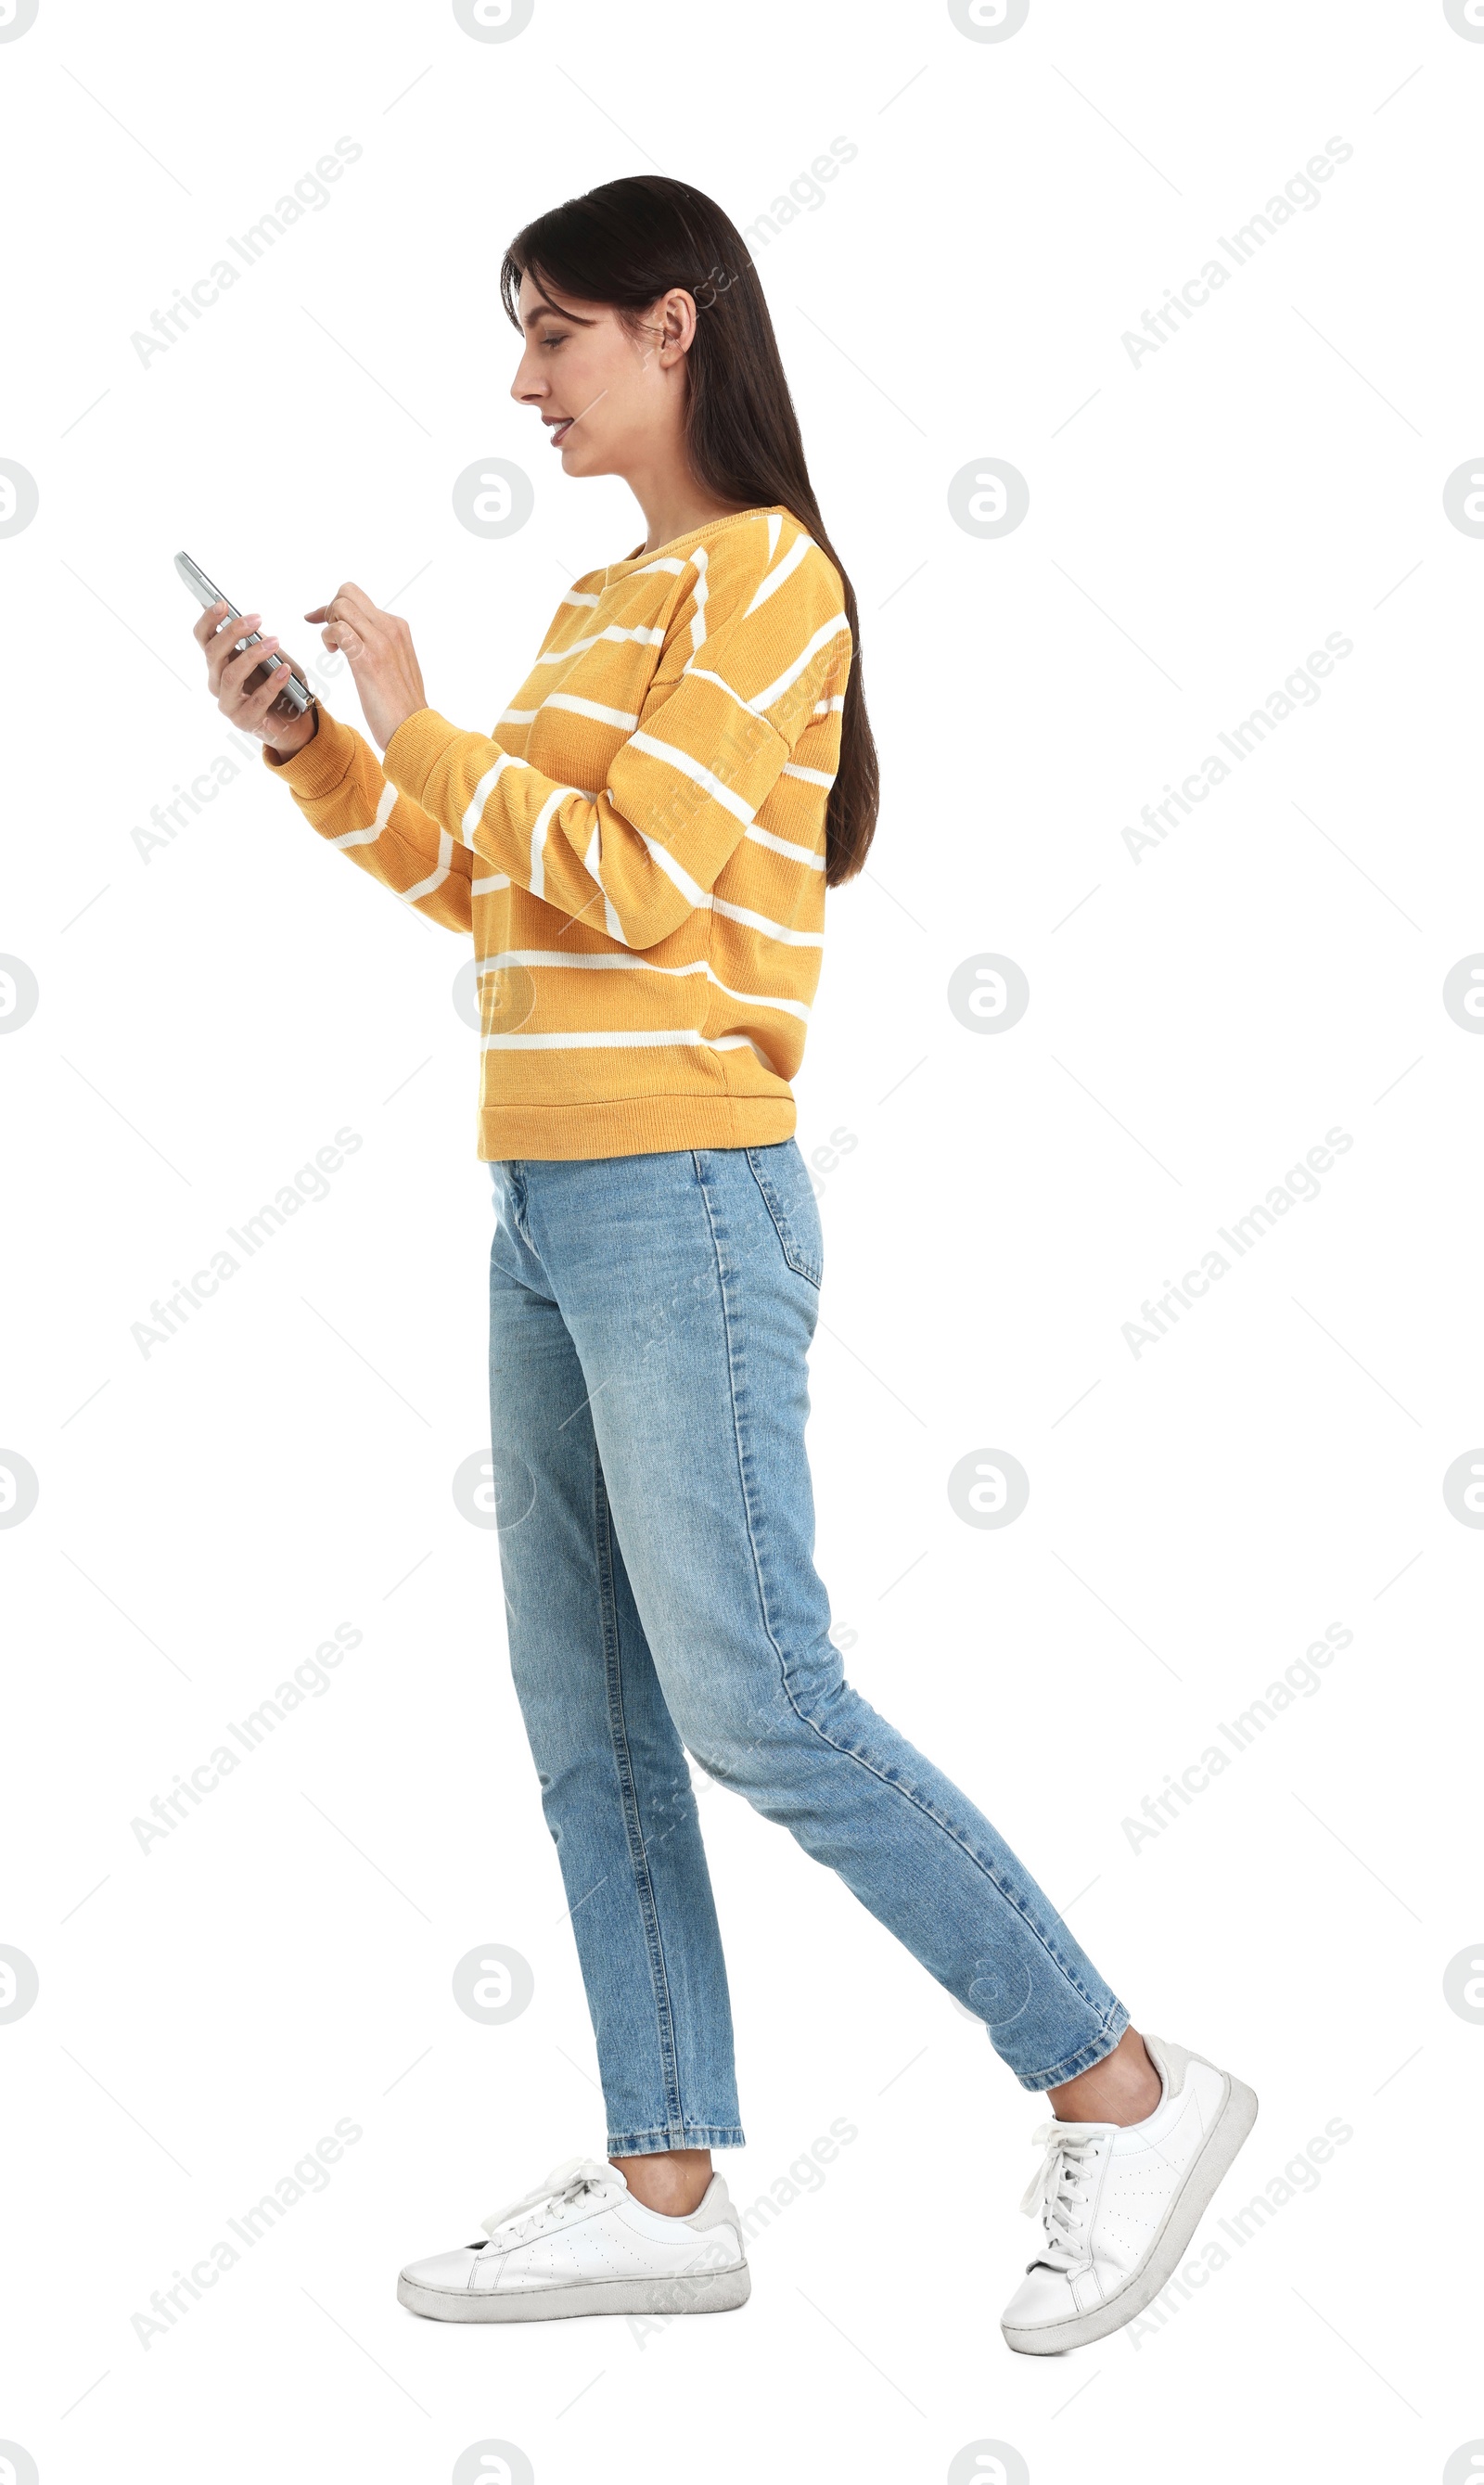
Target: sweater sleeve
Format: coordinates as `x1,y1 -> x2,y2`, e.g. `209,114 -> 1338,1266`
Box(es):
378,529 -> 851,952
261,705 -> 474,936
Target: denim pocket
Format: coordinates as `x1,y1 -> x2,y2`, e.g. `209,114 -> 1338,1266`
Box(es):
745,1141 -> 824,1289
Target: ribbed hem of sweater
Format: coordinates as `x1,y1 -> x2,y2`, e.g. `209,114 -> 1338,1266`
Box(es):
260,706 -> 359,797
478,1095 -> 796,1161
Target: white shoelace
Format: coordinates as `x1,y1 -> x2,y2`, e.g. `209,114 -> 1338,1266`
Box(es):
478,2155 -> 618,2250
1018,2121 -> 1107,2271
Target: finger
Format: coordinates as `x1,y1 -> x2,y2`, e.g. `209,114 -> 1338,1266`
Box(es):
246,657 -> 299,721
325,581 -> 383,629
206,607 -> 261,648
258,642 -> 310,690
199,608 -> 261,681
222,630 -> 277,682
221,634 -> 284,701
229,649 -> 296,730
205,621 -> 269,696
193,596 -> 234,649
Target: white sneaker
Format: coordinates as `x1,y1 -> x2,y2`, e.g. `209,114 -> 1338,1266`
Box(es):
397,2153 -> 750,2324
1000,2031 -> 1258,2355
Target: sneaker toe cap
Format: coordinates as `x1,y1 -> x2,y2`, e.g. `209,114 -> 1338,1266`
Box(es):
401,2247 -> 480,2291
1001,2263 -> 1081,2333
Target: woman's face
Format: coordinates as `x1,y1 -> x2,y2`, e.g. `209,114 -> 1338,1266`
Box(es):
509,272 -> 690,479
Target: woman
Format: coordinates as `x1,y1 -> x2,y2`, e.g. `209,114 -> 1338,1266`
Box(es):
192,174 -> 1256,2354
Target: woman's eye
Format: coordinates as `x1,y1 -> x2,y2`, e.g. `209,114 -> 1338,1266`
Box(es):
541,332 -> 568,348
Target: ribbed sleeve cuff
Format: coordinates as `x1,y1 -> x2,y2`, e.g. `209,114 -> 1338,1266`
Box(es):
260,705 -> 362,800
382,707 -> 466,808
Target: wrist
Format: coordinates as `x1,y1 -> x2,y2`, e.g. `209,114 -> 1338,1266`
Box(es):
266,706 -> 319,763
380,703 -> 425,754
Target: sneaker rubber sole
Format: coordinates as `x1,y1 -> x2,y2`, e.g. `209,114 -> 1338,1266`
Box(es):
1001,2067 -> 1259,2356
398,2260 -> 751,2323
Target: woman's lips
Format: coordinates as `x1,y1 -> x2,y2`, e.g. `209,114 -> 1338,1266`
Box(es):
548,417 -> 574,447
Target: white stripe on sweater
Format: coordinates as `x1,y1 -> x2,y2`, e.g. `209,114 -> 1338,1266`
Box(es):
544,690 -> 639,730
705,972 -> 810,1023
471,948 -> 812,1022
527,786 -> 568,901
745,821 -> 825,870
481,1027 -> 705,1051
329,779 -> 398,849
749,613 -> 850,713
625,730 -> 754,826
536,624 -> 664,662
711,895 -> 824,946
744,530 -> 811,617
480,1028 -> 787,1061
583,821 -> 628,941
634,829 -> 710,908
459,749 -> 529,846
401,826 -> 454,905
708,1030 -> 781,1072
683,664 -> 756,718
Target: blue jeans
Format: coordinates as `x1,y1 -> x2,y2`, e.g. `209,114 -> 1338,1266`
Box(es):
486,1139 -> 1129,2155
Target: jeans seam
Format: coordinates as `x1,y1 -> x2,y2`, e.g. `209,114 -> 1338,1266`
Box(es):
607,2124 -> 748,2153
744,1145 -> 822,1288
593,1452 -> 685,2138
694,1156 -> 1111,2045
504,1161 -> 536,1251
1018,2004 -> 1132,2093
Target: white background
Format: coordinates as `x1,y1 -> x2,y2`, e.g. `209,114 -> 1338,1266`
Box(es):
2,0 -> 1481,2478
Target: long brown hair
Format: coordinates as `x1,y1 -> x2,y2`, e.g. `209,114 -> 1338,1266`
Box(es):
500,175 -> 878,888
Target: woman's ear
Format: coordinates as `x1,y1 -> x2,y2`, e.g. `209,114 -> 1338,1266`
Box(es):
659,287 -> 699,362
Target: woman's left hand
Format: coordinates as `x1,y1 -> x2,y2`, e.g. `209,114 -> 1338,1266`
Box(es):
306,582 -> 429,752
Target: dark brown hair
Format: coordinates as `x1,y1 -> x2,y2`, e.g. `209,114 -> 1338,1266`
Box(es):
500,174 -> 878,888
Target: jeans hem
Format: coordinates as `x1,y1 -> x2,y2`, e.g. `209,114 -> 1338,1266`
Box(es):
1015,1999 -> 1132,2093
606,2124 -> 747,2156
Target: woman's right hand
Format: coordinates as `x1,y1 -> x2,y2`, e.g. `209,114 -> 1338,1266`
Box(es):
194,597 -> 317,756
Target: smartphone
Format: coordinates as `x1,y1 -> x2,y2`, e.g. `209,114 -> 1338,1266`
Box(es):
174,550 -> 316,720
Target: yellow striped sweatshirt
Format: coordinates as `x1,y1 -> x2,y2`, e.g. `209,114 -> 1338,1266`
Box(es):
262,504 -> 851,1159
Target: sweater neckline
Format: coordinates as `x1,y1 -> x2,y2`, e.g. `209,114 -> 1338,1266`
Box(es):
608,504 -> 789,576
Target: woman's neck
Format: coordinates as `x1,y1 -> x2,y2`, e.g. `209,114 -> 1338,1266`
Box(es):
631,467 -> 755,556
